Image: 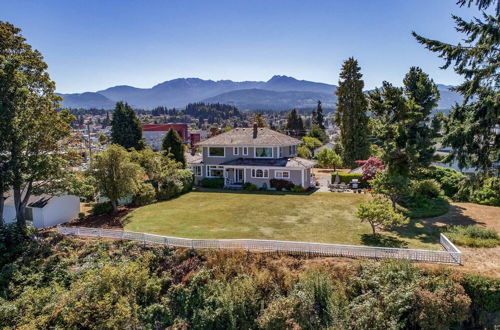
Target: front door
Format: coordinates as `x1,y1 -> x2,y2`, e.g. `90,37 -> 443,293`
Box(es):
235,169 -> 244,183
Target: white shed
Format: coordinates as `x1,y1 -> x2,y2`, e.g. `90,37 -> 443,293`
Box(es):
3,194 -> 80,229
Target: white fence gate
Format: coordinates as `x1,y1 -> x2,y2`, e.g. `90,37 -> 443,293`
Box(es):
56,226 -> 462,265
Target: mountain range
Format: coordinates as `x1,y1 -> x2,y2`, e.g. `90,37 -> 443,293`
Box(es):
58,75 -> 462,111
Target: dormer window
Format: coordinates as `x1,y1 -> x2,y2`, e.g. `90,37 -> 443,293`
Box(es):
255,147 -> 273,158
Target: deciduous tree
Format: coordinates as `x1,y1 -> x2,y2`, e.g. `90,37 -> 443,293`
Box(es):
370,171 -> 410,210
316,148 -> 342,171
356,196 -> 409,235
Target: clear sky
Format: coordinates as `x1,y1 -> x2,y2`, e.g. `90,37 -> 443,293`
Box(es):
2,0 -> 487,93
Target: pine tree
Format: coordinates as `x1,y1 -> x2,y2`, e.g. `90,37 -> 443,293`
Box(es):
316,100 -> 325,129
413,0 -> 499,174
335,58 -> 370,168
286,109 -> 305,137
110,102 -> 144,150
162,128 -> 186,166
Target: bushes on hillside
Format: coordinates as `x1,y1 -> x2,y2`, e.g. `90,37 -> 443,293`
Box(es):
411,179 -> 443,199
132,183 -> 156,206
200,178 -> 225,189
471,177 -> 500,206
413,166 -> 465,199
1,236 -> 496,329
446,225 -> 500,248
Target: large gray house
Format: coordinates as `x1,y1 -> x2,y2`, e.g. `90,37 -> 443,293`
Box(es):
188,125 -> 315,189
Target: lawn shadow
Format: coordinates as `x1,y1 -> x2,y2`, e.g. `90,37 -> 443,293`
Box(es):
195,187 -> 317,196
361,233 -> 408,248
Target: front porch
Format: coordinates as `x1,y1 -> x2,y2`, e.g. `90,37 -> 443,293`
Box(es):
224,167 -> 245,188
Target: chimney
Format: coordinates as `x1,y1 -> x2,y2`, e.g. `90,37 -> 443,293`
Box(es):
253,123 -> 258,138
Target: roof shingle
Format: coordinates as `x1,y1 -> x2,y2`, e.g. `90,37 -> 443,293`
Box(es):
197,128 -> 301,146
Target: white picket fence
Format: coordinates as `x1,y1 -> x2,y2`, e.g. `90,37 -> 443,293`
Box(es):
56,226 -> 462,265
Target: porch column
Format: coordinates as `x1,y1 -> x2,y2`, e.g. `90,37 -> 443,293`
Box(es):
301,169 -> 305,188
244,168 -> 247,182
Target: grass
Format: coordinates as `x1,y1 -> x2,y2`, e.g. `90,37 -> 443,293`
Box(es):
446,225 -> 500,248
123,191 -> 442,249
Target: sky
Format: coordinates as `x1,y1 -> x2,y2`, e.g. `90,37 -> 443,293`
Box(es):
2,0 -> 488,93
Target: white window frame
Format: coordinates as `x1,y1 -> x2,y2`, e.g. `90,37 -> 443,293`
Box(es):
251,168 -> 269,178
254,147 -> 273,158
242,147 -> 248,156
289,145 -> 297,156
206,165 -> 224,178
233,147 -> 239,155
191,165 -> 202,176
208,147 -> 225,158
275,170 -> 290,179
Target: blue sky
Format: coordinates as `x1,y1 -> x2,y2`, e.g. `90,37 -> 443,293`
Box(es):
2,0 -> 487,93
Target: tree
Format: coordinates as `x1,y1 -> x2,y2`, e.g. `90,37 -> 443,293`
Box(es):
98,133 -> 107,145
413,0 -> 499,175
308,124 -> 329,144
316,148 -> 343,171
286,109 -> 305,137
254,113 -> 267,127
335,58 -> 370,168
315,100 -> 325,129
356,157 -> 385,181
356,196 -> 409,235
370,171 -> 410,210
302,136 -> 322,154
110,102 -> 144,150
161,128 -> 186,166
0,21 -> 74,227
91,145 -> 144,211
297,145 -> 312,158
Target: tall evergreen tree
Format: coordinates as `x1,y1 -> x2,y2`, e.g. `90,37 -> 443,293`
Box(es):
285,109 -> 305,137
335,58 -> 370,168
413,0 -> 499,174
110,102 -> 144,150
315,100 -> 325,129
161,128 -> 186,166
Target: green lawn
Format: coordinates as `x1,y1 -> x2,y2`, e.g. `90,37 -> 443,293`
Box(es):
123,191 -> 441,249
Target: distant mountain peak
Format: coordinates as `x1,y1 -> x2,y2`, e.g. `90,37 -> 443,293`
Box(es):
267,75 -> 297,83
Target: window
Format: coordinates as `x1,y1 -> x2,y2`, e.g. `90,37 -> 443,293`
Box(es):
275,171 -> 290,179
255,147 -> 273,158
278,147 -> 282,158
242,147 -> 248,155
191,165 -> 202,176
208,147 -> 225,157
251,168 -> 269,178
289,145 -> 296,155
233,147 -> 239,155
207,165 -> 224,177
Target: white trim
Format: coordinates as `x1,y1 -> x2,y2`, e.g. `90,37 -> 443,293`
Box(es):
191,165 -> 203,176
275,170 -> 290,179
206,165 -> 224,178
254,147 -> 273,159
301,169 -> 305,187
233,147 -> 239,155
251,168 -> 269,178
207,146 -> 226,158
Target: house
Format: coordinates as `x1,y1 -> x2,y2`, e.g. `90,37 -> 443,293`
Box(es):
188,125 -> 315,189
2,193 -> 80,229
142,124 -> 189,150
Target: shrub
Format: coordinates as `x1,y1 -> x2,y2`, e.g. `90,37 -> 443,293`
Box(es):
177,169 -> 194,194
291,186 -> 306,193
91,201 -> 113,215
411,179 -> 442,199
200,178 -> 224,189
471,177 -> 500,206
243,182 -> 257,191
331,172 -> 366,186
460,274 -> 500,328
158,178 -> 183,200
446,225 -> 500,248
78,212 -> 85,219
270,179 -> 294,191
413,166 -> 465,199
132,183 -> 156,206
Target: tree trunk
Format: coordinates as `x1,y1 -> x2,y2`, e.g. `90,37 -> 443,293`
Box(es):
391,198 -> 397,210
370,222 -> 377,236
111,199 -> 118,212
0,193 -> 5,226
14,187 -> 25,227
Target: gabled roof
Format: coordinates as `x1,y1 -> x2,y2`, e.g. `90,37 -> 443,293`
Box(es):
197,127 -> 301,147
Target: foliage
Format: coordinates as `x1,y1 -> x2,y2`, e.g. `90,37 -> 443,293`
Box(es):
413,0 -> 499,174
411,179 -> 443,199
308,124 -> 329,144
132,183 -> 156,206
98,133 -> 107,145
335,57 -> 371,168
368,67 -> 441,175
67,172 -> 97,202
446,225 -> 500,248
290,185 -> 305,193
471,177 -> 500,206
156,169 -> 193,201
161,128 -> 186,166
91,201 -> 114,215
370,171 -> 410,209
413,165 -> 465,199
356,196 -> 409,235
401,197 -> 450,219
297,145 -> 311,158
254,113 -> 267,127
0,21 -> 75,226
200,178 -> 225,189
110,102 -> 145,150
270,179 -> 294,191
91,144 -> 144,211
285,109 -> 305,137
331,172 -> 365,186
316,148 -> 342,170
460,273 -> 500,328
243,182 -> 258,191
311,100 -> 325,129
357,157 -> 384,181
301,136 -> 322,154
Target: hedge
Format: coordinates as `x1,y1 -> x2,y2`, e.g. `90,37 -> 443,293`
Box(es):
200,178 -> 225,189
331,172 -> 366,186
